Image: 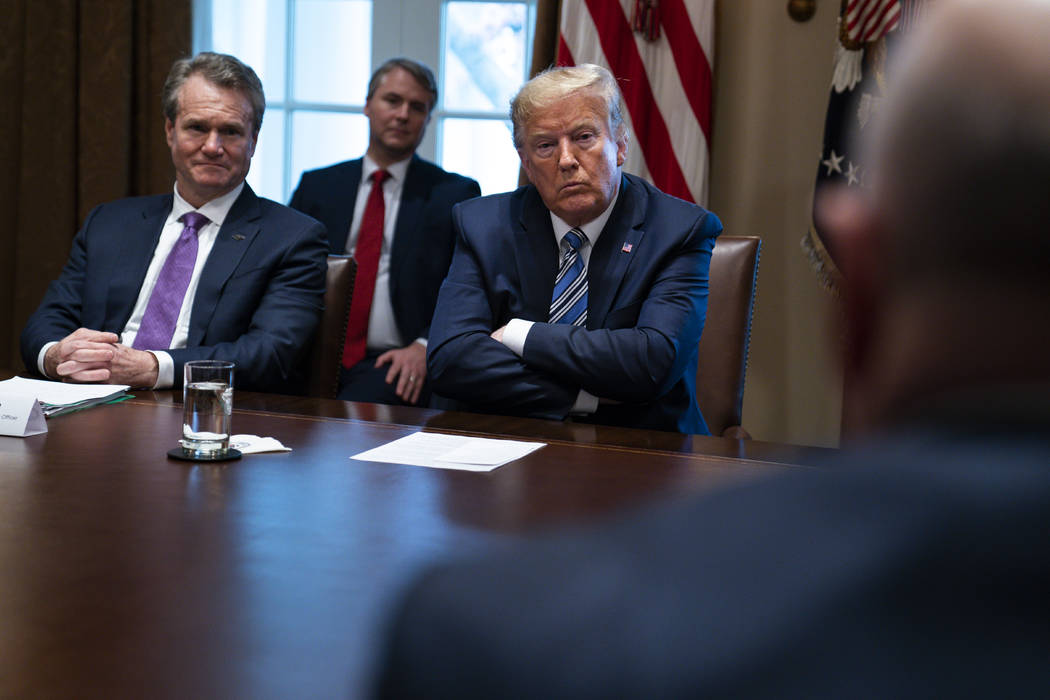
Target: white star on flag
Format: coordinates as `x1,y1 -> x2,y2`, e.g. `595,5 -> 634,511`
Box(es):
845,161 -> 861,185
822,149 -> 844,175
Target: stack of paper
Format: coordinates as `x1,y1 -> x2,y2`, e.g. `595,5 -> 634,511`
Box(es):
0,376 -> 130,417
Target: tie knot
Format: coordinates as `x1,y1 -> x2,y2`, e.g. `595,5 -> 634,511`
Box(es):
563,228 -> 585,252
180,211 -> 210,233
372,169 -> 390,186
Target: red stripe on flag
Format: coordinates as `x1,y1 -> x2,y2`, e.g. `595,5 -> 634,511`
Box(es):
845,0 -> 864,32
861,3 -> 900,41
581,0 -> 694,201
660,0 -> 713,143
556,33 -> 575,67
859,1 -> 895,41
855,0 -> 879,33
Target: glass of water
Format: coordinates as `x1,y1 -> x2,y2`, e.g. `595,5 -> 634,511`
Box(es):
181,361 -> 235,457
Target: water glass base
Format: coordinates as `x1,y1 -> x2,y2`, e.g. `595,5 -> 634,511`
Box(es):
167,447 -> 243,463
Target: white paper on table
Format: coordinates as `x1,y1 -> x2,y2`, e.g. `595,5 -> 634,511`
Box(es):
229,434 -> 292,454
351,431 -> 545,472
0,376 -> 130,406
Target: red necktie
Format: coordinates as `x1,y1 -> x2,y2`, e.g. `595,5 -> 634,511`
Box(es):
343,169 -> 389,368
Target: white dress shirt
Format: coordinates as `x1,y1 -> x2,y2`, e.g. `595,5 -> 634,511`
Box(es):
498,188 -> 621,415
345,155 -> 424,353
38,182 -> 243,389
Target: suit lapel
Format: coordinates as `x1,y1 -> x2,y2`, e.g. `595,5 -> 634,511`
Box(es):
107,195 -> 171,331
390,155 -> 426,281
516,187 -> 560,321
329,159 -> 363,253
587,175 -> 647,328
187,186 -> 261,345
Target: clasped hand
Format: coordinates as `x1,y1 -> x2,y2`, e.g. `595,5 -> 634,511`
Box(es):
44,328 -> 159,388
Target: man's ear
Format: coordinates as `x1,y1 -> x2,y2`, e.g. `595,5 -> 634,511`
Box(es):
615,130 -> 628,166
815,187 -> 884,396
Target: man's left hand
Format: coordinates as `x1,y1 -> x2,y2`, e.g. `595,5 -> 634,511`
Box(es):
375,342 -> 427,405
106,345 -> 160,389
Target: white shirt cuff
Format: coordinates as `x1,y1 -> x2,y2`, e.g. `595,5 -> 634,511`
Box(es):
498,319 -> 596,415
152,351 -> 174,389
413,337 -> 427,349
38,342 -> 58,377
500,318 -> 533,357
571,389 -> 599,415
38,342 -> 171,389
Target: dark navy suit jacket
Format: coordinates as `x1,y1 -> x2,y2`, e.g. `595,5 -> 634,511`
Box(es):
375,390 -> 1050,698
289,155 -> 480,345
20,185 -> 328,392
427,173 -> 722,434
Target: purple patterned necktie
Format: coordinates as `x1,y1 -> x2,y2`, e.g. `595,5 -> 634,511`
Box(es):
133,211 -> 210,350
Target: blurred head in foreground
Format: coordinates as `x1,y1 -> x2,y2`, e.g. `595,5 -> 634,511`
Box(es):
820,0 -> 1050,434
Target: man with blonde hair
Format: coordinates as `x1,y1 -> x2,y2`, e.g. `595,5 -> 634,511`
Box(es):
427,63 -> 722,434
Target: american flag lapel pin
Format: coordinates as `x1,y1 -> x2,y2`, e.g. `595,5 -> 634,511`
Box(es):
621,242 -> 633,253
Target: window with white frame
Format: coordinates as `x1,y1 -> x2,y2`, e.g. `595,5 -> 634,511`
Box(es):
193,0 -> 535,202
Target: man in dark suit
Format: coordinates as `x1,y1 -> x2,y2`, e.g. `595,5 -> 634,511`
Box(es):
289,58 -> 480,406
21,52 -> 327,393
427,64 -> 722,434
374,1 -> 1050,696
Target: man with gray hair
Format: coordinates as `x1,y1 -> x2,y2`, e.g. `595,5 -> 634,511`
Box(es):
375,1 -> 1050,696
22,52 -> 327,392
427,63 -> 722,434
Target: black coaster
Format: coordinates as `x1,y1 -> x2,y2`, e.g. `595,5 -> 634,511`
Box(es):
167,447 -> 243,462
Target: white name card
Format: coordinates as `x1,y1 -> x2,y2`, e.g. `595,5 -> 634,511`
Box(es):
0,393 -> 48,437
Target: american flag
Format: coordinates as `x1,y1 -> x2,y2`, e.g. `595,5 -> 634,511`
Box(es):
557,0 -> 714,206
803,0 -> 930,292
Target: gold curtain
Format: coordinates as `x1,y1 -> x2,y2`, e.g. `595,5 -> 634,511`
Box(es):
0,0 -> 191,371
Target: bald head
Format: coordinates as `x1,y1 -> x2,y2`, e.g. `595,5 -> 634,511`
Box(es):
867,0 -> 1050,293
823,0 -> 1050,432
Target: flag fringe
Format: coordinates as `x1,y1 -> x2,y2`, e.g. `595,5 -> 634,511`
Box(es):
801,225 -> 842,297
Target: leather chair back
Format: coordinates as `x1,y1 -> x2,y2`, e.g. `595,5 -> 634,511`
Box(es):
304,256 -> 356,398
696,236 -> 761,437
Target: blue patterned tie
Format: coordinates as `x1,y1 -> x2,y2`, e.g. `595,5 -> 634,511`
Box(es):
549,228 -> 588,326
133,211 -> 210,350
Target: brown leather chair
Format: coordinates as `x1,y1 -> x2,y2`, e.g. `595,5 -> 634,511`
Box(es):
304,255 -> 356,399
696,236 -> 761,438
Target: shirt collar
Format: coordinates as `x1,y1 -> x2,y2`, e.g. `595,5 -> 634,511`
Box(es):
550,184 -> 621,248
363,154 -> 412,186
171,181 -> 244,227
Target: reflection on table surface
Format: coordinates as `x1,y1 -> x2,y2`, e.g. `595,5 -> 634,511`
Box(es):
0,388 -> 832,698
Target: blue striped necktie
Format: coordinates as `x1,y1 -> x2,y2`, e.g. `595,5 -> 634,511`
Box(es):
549,228 -> 588,326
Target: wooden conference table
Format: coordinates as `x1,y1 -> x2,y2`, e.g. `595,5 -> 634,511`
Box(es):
0,387 -> 832,698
